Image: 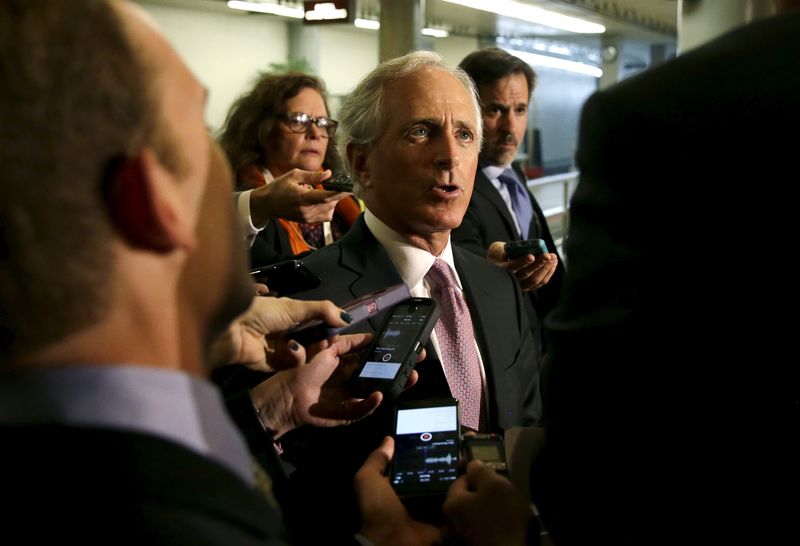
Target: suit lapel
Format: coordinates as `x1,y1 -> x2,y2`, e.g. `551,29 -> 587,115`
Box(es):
337,216 -> 405,332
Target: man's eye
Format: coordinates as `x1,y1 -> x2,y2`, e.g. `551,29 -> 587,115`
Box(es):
409,127 -> 429,138
457,130 -> 474,142
515,107 -> 528,115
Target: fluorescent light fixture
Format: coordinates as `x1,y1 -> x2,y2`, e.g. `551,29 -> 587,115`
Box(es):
422,27 -> 449,38
227,1 -> 303,19
354,18 -> 380,30
504,48 -> 602,77
441,0 -> 605,34
305,2 -> 348,21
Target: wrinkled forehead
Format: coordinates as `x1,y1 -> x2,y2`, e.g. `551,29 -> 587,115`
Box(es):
384,67 -> 479,125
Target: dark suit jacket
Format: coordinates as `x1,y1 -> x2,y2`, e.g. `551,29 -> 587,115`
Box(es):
277,214 -> 540,543
2,425 -> 289,545
532,11 -> 800,545
451,163 -> 565,358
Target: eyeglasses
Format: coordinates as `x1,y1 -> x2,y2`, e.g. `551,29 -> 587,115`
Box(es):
278,112 -> 338,137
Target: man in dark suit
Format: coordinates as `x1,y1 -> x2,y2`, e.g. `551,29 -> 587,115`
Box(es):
453,47 -> 564,367
0,3 -> 445,545
426,5 -> 800,545
279,50 -> 540,543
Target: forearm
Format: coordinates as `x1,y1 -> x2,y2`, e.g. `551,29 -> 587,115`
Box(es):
250,373 -> 298,439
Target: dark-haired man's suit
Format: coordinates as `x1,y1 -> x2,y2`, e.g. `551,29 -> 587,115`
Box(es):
451,163 -> 565,364
278,214 -> 540,543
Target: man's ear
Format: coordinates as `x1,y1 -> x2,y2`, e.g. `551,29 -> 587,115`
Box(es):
347,142 -> 372,190
104,150 -> 196,253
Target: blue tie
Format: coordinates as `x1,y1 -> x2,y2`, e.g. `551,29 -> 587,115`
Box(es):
498,169 -> 534,239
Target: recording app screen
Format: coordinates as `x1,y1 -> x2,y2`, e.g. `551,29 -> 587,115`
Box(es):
392,405 -> 459,489
359,306 -> 426,380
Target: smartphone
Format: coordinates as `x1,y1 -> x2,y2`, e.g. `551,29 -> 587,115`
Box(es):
346,297 -> 440,399
250,259 -> 321,297
462,433 -> 508,477
391,398 -> 461,498
321,172 -> 354,192
504,238 -> 548,259
285,283 -> 411,346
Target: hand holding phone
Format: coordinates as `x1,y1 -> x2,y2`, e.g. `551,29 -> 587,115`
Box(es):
285,283 -> 411,346
504,238 -> 548,259
321,172 -> 354,192
346,297 -> 440,400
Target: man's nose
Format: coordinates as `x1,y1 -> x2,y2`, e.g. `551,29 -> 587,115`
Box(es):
434,134 -> 462,169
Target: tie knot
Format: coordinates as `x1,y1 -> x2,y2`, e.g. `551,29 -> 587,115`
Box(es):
498,169 -> 519,187
427,258 -> 456,290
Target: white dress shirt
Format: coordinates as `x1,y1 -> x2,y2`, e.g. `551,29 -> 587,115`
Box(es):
483,163 -> 524,237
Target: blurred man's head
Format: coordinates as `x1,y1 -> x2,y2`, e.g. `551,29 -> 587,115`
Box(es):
459,48 -> 537,167
338,51 -> 481,252
0,0 -> 251,363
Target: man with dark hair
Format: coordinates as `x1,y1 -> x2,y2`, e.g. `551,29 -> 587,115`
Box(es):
453,47 -> 564,370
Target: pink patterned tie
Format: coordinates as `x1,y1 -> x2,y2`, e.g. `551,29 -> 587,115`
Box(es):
426,258 -> 482,431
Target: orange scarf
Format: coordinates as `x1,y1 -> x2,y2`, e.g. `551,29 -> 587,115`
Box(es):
242,166 -> 361,255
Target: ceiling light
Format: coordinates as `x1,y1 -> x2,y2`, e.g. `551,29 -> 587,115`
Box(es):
504,48 -> 602,77
422,27 -> 449,38
354,18 -> 380,30
304,2 -> 348,21
441,0 -> 605,34
227,1 -> 304,19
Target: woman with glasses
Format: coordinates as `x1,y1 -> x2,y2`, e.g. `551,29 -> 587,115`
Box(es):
220,72 -> 361,267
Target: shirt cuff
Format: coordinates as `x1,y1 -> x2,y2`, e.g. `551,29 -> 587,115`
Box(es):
237,189 -> 266,247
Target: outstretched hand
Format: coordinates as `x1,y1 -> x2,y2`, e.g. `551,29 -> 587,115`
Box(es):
442,460 -> 533,546
208,295 -> 351,372
249,168 -> 349,226
355,436 -> 443,546
487,241 -> 558,292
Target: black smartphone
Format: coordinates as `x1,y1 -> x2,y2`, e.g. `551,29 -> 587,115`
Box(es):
346,297 -> 440,399
321,172 -> 354,192
504,238 -> 548,259
250,259 -> 321,297
391,397 -> 461,498
285,283 -> 411,346
462,433 -> 508,477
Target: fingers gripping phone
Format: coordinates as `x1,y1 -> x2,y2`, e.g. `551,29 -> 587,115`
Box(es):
250,259 -> 321,297
321,172 -> 354,192
285,283 -> 411,346
504,238 -> 548,259
391,398 -> 460,498
346,297 -> 440,400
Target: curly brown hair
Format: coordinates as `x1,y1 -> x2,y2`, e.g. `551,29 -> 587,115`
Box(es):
218,72 -> 340,189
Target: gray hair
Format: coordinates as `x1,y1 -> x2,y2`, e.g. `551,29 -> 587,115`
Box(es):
337,50 -> 483,197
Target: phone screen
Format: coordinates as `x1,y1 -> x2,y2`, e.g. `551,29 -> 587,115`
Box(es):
358,303 -> 430,381
391,401 -> 460,496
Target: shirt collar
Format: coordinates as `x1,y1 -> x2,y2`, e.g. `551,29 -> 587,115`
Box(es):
364,209 -> 461,291
482,163 -> 518,184
0,365 -> 255,487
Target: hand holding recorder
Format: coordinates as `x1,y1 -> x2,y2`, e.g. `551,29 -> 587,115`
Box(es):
487,239 -> 559,292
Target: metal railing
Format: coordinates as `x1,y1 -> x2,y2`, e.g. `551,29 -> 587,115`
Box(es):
527,170 -> 579,248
